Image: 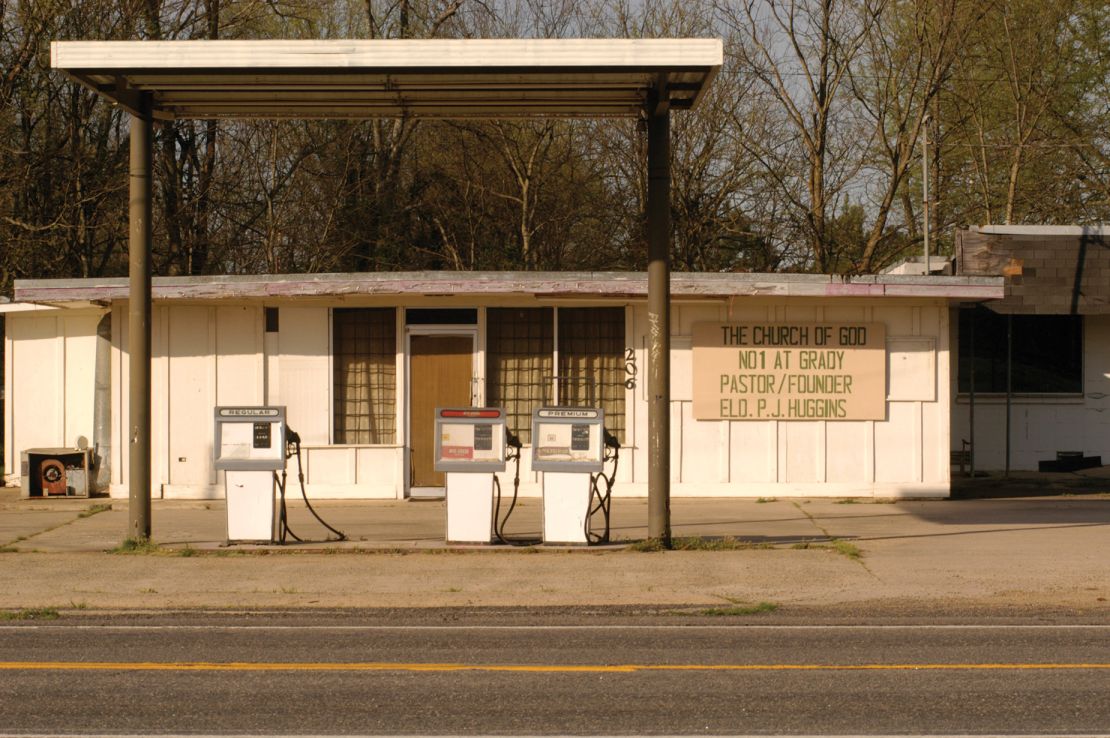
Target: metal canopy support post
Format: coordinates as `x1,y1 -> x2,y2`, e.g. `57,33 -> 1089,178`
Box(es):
646,82 -> 671,546
128,93 -> 153,540
1005,313 -> 1012,478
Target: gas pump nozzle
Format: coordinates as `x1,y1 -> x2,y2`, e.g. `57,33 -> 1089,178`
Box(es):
506,429 -> 523,450
603,428 -> 620,450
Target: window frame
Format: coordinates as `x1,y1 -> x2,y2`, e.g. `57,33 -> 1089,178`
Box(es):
956,309 -> 1084,398
332,307 -> 399,446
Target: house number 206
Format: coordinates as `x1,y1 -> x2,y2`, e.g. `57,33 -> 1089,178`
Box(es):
624,348 -> 637,389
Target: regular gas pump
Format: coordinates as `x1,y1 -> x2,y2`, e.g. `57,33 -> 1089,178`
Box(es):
213,407 -> 286,544
531,407 -> 617,545
214,406 -> 346,545
434,407 -> 510,544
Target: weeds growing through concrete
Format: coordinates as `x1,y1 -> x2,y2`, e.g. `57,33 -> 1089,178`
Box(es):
78,504 -> 112,518
108,537 -> 161,555
628,537 -> 774,552
0,608 -> 60,621
696,601 -> 778,617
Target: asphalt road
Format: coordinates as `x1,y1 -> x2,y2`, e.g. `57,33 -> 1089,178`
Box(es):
0,611 -> 1108,736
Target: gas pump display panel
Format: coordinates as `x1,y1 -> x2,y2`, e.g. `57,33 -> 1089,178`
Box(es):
531,407 -> 605,473
214,406 -> 287,471
434,408 -> 507,473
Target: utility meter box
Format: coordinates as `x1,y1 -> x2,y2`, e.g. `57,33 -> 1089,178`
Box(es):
530,407 -> 605,473
213,406 -> 286,544
433,408 -> 507,473
20,448 -> 92,498
214,406 -> 286,471
434,407 -> 507,545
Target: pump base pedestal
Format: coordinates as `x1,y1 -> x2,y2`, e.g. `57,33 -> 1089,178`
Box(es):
542,472 -> 591,545
225,470 -> 277,544
445,472 -> 495,544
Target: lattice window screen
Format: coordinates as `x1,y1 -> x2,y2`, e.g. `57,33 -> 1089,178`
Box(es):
333,308 -> 397,444
558,307 -> 626,442
486,307 -> 553,444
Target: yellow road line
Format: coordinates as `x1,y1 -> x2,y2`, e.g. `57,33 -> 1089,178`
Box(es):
0,662 -> 1107,673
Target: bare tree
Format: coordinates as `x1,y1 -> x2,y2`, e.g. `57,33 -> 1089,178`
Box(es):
717,0 -> 885,272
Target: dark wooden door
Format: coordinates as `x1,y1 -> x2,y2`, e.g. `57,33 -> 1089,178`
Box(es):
410,335 -> 473,487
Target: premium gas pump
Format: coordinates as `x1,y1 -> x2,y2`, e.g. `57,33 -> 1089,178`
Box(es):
434,407 -> 508,544
213,406 -> 286,544
531,407 -> 618,545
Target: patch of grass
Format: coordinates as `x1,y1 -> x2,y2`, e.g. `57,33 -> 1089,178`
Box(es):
755,497 -> 777,503
176,546 -> 198,557
791,539 -> 863,560
830,539 -> 863,560
68,600 -> 88,610
692,601 -> 778,617
138,587 -> 158,594
78,504 -> 112,519
628,537 -> 773,552
835,498 -> 859,504
0,607 -> 60,621
0,546 -> 19,554
627,538 -> 668,552
108,537 -> 161,555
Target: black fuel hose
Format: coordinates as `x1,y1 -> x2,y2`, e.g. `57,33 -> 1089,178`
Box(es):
276,427 -> 346,543
493,432 -> 528,545
586,430 -> 620,544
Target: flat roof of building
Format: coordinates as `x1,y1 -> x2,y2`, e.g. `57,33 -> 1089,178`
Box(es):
51,38 -> 722,120
12,271 -> 1003,307
971,225 -> 1110,237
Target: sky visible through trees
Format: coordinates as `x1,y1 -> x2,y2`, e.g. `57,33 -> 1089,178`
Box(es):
0,0 -> 1107,295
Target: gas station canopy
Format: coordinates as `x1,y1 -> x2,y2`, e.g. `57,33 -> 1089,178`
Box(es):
51,38 -> 722,120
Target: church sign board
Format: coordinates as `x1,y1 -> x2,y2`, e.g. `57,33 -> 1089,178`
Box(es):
692,322 -> 887,421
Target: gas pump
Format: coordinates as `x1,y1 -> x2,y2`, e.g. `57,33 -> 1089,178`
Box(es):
213,406 -> 286,544
531,407 -> 616,545
214,406 -> 346,545
434,407 -> 508,544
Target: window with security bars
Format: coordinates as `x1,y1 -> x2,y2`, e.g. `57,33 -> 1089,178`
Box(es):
486,308 -> 553,445
558,307 -> 626,443
333,308 -> 397,444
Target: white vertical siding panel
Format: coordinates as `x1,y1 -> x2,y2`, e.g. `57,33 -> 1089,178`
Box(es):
277,307 -> 330,445
631,304 -> 648,485
152,306 -> 171,492
728,420 -> 775,482
10,315 -> 63,452
113,305 -> 128,486
167,306 -> 214,487
670,337 -> 692,401
215,305 -> 263,406
825,421 -> 869,483
619,305 -> 635,484
670,401 -> 682,483
3,317 -> 12,481
680,401 -> 727,483
875,402 -> 918,482
822,305 -> 867,322
62,314 -> 100,449
784,421 -> 822,482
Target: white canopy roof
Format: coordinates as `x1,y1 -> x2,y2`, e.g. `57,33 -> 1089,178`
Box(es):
50,38 -> 722,120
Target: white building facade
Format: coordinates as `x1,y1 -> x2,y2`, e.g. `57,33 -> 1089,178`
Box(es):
4,272 -> 1001,500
